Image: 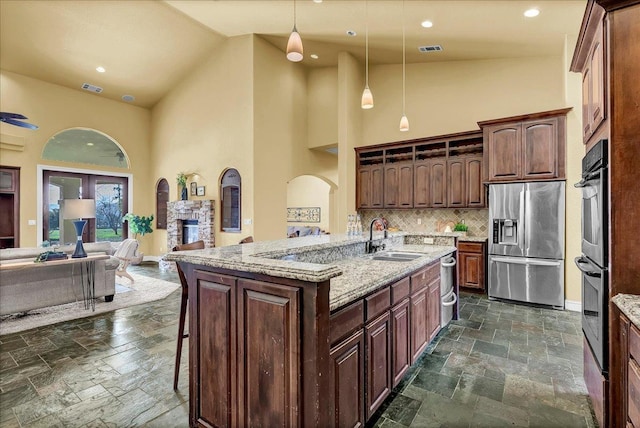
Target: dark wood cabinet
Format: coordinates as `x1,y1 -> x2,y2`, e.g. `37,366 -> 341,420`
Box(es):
409,289 -> 428,365
447,158 -> 465,207
457,241 -> 486,291
618,312 -> 640,428
581,17 -> 605,141
384,162 -> 413,208
427,279 -> 441,342
391,299 -> 410,387
413,161 -> 430,207
479,109 -> 569,183
430,159 -> 447,208
466,156 -> 484,207
330,330 -> 365,428
358,164 -> 384,209
365,311 -> 392,420
0,166 -> 19,249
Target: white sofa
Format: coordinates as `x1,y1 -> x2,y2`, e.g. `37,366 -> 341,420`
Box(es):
0,242 -> 119,316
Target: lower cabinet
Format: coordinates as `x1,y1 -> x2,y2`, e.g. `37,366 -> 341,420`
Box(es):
330,330 -> 365,428
427,279 -> 441,342
457,241 -> 486,291
391,299 -> 411,387
620,312 -> 640,428
410,289 -> 428,364
365,312 -> 392,420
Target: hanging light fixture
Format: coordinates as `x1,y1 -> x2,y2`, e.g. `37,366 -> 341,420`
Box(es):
286,0 -> 304,62
361,0 -> 374,109
399,0 -> 409,131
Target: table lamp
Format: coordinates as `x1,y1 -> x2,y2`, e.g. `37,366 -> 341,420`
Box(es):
63,199 -> 96,258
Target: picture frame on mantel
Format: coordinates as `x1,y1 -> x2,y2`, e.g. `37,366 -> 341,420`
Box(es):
196,186 -> 205,196
190,182 -> 197,196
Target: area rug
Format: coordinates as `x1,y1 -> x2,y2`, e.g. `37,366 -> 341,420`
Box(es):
0,273 -> 180,336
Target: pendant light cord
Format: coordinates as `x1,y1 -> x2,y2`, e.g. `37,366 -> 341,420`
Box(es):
365,0 -> 369,87
293,0 -> 297,31
402,0 -> 406,115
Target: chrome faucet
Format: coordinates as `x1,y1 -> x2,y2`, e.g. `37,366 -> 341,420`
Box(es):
367,217 -> 388,253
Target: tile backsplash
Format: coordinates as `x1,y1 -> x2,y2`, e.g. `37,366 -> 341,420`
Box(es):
359,208 -> 488,237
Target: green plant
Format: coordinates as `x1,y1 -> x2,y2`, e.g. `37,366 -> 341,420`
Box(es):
453,223 -> 468,232
176,172 -> 188,188
122,213 -> 154,240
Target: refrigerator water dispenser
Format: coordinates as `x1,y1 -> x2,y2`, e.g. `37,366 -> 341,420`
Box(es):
493,219 -> 518,245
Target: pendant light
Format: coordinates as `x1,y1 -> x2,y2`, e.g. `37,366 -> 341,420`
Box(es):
399,0 -> 409,131
361,0 -> 374,109
286,0 -> 303,62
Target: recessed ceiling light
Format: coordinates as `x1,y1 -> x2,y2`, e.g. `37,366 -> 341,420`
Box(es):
524,8 -> 540,17
346,30 -> 357,37
312,0 -> 322,3
310,54 -> 319,59
87,142 -> 94,146
96,66 -> 106,73
122,95 -> 135,102
421,20 -> 433,28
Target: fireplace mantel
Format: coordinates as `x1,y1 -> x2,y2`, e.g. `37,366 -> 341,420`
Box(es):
167,200 -> 215,252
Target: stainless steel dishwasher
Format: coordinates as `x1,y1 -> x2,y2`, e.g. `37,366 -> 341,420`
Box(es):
440,256 -> 457,327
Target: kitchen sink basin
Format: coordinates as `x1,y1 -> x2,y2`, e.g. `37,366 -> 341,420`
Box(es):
370,252 -> 423,262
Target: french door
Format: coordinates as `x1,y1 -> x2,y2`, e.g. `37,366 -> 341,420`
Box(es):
43,170 -> 129,245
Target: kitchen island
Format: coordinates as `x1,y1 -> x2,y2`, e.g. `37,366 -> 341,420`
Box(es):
165,233 -> 456,428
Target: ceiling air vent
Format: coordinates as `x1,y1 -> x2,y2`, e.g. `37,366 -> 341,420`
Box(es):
418,45 -> 443,53
81,83 -> 103,93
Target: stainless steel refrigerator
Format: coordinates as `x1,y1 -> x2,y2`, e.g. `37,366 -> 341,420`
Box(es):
488,181 -> 565,308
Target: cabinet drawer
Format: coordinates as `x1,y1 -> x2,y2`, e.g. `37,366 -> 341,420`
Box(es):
629,359 -> 640,428
410,262 -> 440,294
457,242 -> 484,253
330,300 -> 364,346
391,277 -> 410,305
366,287 -> 391,322
631,324 -> 640,363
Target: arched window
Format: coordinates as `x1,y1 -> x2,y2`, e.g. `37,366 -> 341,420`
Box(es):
156,178 -> 169,230
220,168 -> 241,232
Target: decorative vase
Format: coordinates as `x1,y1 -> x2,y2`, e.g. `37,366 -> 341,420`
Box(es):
181,186 -> 188,201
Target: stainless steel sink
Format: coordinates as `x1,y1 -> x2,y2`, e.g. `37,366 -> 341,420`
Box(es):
370,252 -> 423,262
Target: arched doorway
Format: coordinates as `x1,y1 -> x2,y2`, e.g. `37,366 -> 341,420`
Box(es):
286,175 -> 337,235
40,128 -> 132,245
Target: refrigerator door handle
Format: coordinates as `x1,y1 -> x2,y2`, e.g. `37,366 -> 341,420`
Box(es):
574,256 -> 602,278
490,256 -> 562,267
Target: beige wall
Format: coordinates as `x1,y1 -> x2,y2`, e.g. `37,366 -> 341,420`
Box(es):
287,175 -> 331,233
307,67 -> 338,149
0,70 -> 152,251
150,35 -> 255,250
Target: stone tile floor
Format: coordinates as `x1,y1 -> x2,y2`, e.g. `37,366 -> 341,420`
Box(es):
0,263 -> 596,427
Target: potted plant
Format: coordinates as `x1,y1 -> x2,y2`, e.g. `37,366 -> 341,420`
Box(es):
122,213 -> 154,264
177,172 -> 188,200
453,222 -> 468,233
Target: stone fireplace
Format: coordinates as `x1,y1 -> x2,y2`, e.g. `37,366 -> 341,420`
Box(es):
167,200 -> 215,252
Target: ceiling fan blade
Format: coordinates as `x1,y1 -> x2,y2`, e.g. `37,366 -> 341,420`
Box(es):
0,112 -> 28,120
0,117 -> 39,130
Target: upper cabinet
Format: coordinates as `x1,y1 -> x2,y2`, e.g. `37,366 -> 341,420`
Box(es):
479,108 -> 571,183
356,131 -> 485,210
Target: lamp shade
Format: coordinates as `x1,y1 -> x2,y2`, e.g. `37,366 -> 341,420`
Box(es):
399,115 -> 410,132
62,199 -> 96,219
286,28 -> 304,62
361,86 -> 374,109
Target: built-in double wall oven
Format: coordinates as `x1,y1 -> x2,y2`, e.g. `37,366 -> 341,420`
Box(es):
574,139 -> 608,373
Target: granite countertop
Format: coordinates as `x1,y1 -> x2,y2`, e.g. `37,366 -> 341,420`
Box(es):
613,294 -> 640,328
164,233 -> 455,311
457,236 -> 488,243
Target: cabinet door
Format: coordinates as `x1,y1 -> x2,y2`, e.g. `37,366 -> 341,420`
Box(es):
413,161 -> 430,207
193,271 -> 237,428
384,164 -> 399,207
398,163 -> 414,207
410,289 -> 428,364
430,160 -> 447,208
427,280 -> 441,342
582,67 -> 592,139
522,119 -> 558,180
391,299 -> 411,387
330,330 -> 365,428
590,18 -> 605,137
486,125 -> 521,181
466,156 -> 485,207
371,165 -> 384,208
357,167 -> 372,209
447,158 -> 465,207
237,279 -> 300,428
459,251 -> 485,290
365,312 -> 391,420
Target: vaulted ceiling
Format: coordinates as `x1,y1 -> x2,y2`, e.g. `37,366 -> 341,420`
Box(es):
0,0 -> 587,108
